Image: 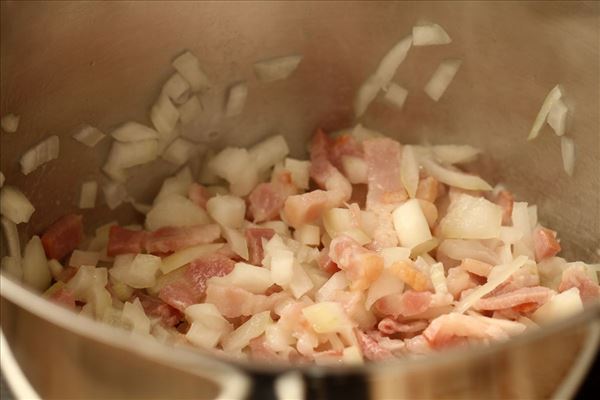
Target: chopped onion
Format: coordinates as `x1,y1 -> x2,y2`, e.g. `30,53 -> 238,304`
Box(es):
1,216 -> 20,258
186,323 -> 223,349
162,72 -> 191,104
161,137 -> 199,166
511,202 -> 534,259
270,248 -> 295,285
103,139 -> 159,181
223,226 -> 249,260
284,158 -> 310,189
22,235 -> 51,291
289,262 -> 314,299
225,82 -> 248,117
249,135 -> 290,174
302,302 -> 351,335
150,93 -> 179,137
456,255 -> 529,314
0,186 -> 35,224
439,194 -> 502,239
178,95 -> 203,125
2,256 -> 22,280
222,311 -> 273,352
69,250 -> 100,268
154,167 -> 193,204
206,194 -> 246,229
209,262 -> 273,294
108,275 -> 133,302
392,199 -> 432,249
380,247 -> 411,268
185,303 -> 232,332
383,83 -> 408,109
122,298 -> 151,335
341,155 -> 368,184
72,125 -> 106,147
209,147 -> 259,196
145,194 -> 210,230
375,35 -> 413,88
528,85 -> 562,141
20,135 -> 60,175
401,145 -> 419,197
420,156 -> 492,191
316,271 -> 349,302
79,181 -> 98,209
365,269 -> 404,309
547,98 -> 567,137
1,113 -> 20,133
561,136 -> 575,176
261,220 -> 290,237
354,74 -> 381,118
431,145 -> 481,165
111,122 -> 159,142
130,201 -> 151,214
160,243 -> 223,274
350,124 -> 384,141
109,254 -> 161,289
323,208 -> 371,245
253,55 -> 302,82
527,205 -> 538,229
293,224 -> 320,246
102,181 -> 129,210
424,59 -> 462,102
412,22 -> 452,46
532,287 -> 582,324
429,262 -> 448,295
172,51 -> 210,92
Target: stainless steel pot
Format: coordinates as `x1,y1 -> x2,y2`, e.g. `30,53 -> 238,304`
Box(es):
1,1 -> 599,399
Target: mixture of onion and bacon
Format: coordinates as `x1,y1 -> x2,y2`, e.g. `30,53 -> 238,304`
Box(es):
28,128 -> 598,364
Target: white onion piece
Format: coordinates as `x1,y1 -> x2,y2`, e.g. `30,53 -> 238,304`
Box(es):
162,72 -> 191,104
392,199 -> 432,249
316,271 -> 349,302
261,221 -> 290,238
302,302 -> 352,336
420,156 -> 492,191
209,147 -> 259,196
527,205 -> 538,229
20,135 -> 59,175
401,145 -> 419,197
178,95 -> 203,125
162,137 -> 198,166
0,186 -> 35,224
284,158 -> 310,189
225,82 -> 248,117
439,239 -> 499,265
350,124 -> 384,142
154,166 -> 193,204
547,98 -> 567,137
2,256 -> 22,280
561,136 -> 575,177
383,83 -> 408,109
160,243 -> 223,274
111,122 -> 159,142
223,227 -> 249,260
270,248 -> 294,285
380,247 -> 411,268
229,166 -> 260,197
365,268 -> 404,309
1,114 -> 20,133
323,208 -> 371,245
424,59 -> 462,102
103,139 -> 159,181
249,135 -> 290,174
22,235 -> 51,291
0,171 -> 4,187
293,224 -> 320,246
528,85 -> 562,141
102,181 -> 129,210
72,125 -> 105,147
130,201 -> 151,215
429,262 -> 448,295
186,323 -> 223,349
185,303 -> 232,333
431,145 -> 481,165
210,262 -> 273,294
439,194 -> 502,239
456,256 -> 529,314
79,181 -> 98,209
341,155 -> 368,184
412,22 -> 452,46
511,201 -> 534,259
290,262 -> 314,299
150,94 -> 179,136
206,194 -> 246,229
122,298 -> 151,335
532,287 -> 582,324
172,51 -> 210,92
145,194 -> 210,231
222,311 -> 272,352
254,55 -> 302,82
375,35 -> 413,88
1,216 -> 20,257
354,74 -> 381,118
69,250 -> 100,268
110,254 -> 161,289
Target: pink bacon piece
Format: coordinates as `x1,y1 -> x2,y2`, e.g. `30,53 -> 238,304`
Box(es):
423,313 -> 508,349
205,284 -> 290,318
374,290 -> 432,319
492,190 -> 514,226
474,286 -> 554,311
309,129 -> 352,198
284,190 -> 343,227
329,134 -> 363,171
329,235 -> 383,291
533,226 -> 561,261
446,267 -> 479,300
248,180 -> 296,223
356,330 -> 393,361
144,224 -> 221,254
41,214 -> 84,260
49,287 -> 77,309
107,226 -> 147,257
246,227 -> 275,265
377,318 -> 428,335
188,183 -> 212,209
559,264 -> 600,303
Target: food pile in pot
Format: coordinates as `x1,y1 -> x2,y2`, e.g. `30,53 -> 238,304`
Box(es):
0,22 -> 597,364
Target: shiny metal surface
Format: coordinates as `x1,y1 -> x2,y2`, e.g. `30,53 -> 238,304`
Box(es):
1,1 -> 599,399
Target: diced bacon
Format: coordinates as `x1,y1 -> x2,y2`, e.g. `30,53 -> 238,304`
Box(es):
107,226 -> 147,256
389,261 -> 430,292
135,291 -> 182,327
492,190 -> 514,225
248,182 -> 295,223
309,129 -> 352,200
41,214 -> 84,260
329,235 -> 383,291
216,244 -> 243,262
317,248 -> 339,274
446,267 -> 478,299
374,290 -> 432,318
416,176 -> 439,203
158,281 -> 198,312
329,134 -> 363,170
246,227 -> 275,265
356,330 -> 393,361
49,287 -> 76,309
284,190 -> 341,227
363,138 -> 407,210
533,226 -> 561,261
459,258 -> 493,277
377,318 -> 428,335
249,336 -> 284,361
423,313 -> 508,349
205,284 -> 290,318
188,183 -> 211,209
558,264 -> 600,303
144,224 -> 220,254
475,286 -> 554,311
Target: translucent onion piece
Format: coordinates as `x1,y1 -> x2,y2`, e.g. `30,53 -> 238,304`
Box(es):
20,135 -> 60,175
178,95 -> 203,125
528,84 -> 562,141
225,82 -> 248,117
1,216 -> 21,257
401,145 -> 419,197
210,262 -> 273,294
341,155 -> 368,184
439,194 -> 502,239
1,113 -> 20,133
222,311 -> 272,352
162,72 -> 191,104
69,250 -> 100,268
161,137 -> 199,166
270,248 -> 295,285
110,254 -> 161,289
431,145 -> 481,165
160,243 -> 223,274
79,181 -> 98,209
424,59 -> 462,102
186,323 -> 222,349
412,22 -> 452,46
103,140 -> 159,182
206,194 -> 246,229
172,51 -> 210,92
392,199 -> 432,249
294,224 -> 320,246
420,156 -> 492,191
354,74 -> 381,118
249,135 -> 290,174
365,268 -> 404,309
223,227 -> 249,260
209,147 -> 252,183
383,83 -> 408,109
532,287 -> 582,324
375,35 -> 413,88
122,298 -> 151,334
547,97 -> 567,137
254,55 -> 303,82
72,125 -> 105,147
284,158 -> 310,190
102,181 -> 129,210
150,93 -> 179,136
289,262 -> 314,299
0,186 -> 35,224
561,136 -> 575,177
350,124 -> 384,142
154,166 -> 193,204
22,235 -> 51,291
111,122 -> 159,142
145,194 -> 210,231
